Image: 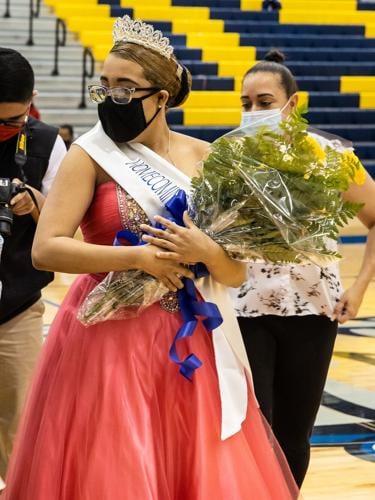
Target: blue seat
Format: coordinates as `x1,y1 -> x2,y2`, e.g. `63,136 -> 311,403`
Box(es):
362,160 -> 375,178
170,125 -> 375,143
110,6 -> 133,17
174,48 -> 202,60
166,34 -> 187,46
353,142 -> 375,159
166,109 -> 183,125
257,48 -> 375,62
97,0 -> 375,176
312,125 -> 375,142
172,0 -> 241,6
287,62 -> 375,76
191,76 -> 234,90
183,61 -> 218,76
169,126 -> 375,178
209,9 -> 278,21
225,21 -> 365,35
358,1 -> 375,10
241,35 -> 375,48
296,77 -> 340,92
307,109 -> 375,125
308,93 -> 359,107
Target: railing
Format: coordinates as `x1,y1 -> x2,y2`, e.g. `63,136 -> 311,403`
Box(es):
26,0 -> 41,46
2,0 -> 97,109
3,0 -> 10,18
78,47 -> 95,109
51,18 -> 67,76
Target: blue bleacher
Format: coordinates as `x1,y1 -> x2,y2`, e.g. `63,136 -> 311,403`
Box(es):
191,76 -> 234,91
241,35 -> 375,48
283,62 -> 375,76
256,48 -> 375,63
308,93 -> 359,107
209,9 -> 278,21
170,124 -> 375,144
170,122 -> 375,173
170,125 -> 232,141
306,110 -> 375,125
295,77 -> 340,92
98,0 -> 375,177
224,22 -> 365,35
172,0 -> 241,6
358,0 -> 375,9
179,61 -> 375,78
177,61 -> 218,76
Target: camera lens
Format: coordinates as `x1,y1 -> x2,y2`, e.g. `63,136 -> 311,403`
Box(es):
0,206 -> 13,236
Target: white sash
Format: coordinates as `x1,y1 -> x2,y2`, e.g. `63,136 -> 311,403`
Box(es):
75,122 -> 253,440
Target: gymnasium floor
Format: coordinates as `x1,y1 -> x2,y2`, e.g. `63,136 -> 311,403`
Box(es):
42,233 -> 375,500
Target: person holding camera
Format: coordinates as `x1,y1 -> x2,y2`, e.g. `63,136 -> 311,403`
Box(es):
0,47 -> 66,480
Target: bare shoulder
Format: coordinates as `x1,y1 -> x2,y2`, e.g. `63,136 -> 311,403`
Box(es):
68,143 -> 97,168
55,144 -> 98,182
172,131 -> 210,160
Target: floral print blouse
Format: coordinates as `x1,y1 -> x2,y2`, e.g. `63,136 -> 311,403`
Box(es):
231,260 -> 342,319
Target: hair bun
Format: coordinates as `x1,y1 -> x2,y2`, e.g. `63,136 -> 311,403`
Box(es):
169,64 -> 192,108
264,49 -> 286,64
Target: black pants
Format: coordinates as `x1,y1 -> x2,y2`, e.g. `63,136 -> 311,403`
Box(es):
238,315 -> 337,487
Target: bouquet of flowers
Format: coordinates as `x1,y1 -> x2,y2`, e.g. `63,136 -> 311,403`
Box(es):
190,109 -> 364,264
77,109 -> 365,326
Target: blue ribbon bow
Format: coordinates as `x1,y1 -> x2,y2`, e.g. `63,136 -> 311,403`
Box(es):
163,191 -> 223,380
114,190 -> 223,381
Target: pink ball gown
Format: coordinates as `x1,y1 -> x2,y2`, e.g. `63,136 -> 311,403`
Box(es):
4,181 -> 299,499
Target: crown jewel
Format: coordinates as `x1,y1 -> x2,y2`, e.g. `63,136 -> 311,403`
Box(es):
113,15 -> 174,60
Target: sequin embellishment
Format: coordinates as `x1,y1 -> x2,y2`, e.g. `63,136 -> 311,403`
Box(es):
160,291 -> 180,313
115,185 -> 180,313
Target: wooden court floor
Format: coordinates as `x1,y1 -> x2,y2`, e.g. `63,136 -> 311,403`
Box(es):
43,238 -> 375,499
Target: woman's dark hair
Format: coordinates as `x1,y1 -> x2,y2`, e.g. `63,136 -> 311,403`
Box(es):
0,48 -> 34,103
60,124 -> 74,136
243,49 -> 298,98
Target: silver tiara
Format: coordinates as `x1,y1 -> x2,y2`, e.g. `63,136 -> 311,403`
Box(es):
112,15 -> 174,60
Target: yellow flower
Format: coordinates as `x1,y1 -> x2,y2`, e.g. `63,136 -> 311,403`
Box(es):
342,151 -> 367,185
305,136 -> 326,161
353,163 -> 367,185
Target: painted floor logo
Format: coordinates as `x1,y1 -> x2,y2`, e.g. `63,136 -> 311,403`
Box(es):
312,317 -> 375,463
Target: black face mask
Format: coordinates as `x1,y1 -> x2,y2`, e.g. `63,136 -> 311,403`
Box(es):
98,90 -> 161,143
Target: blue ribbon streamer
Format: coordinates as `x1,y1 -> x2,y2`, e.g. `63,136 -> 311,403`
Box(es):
113,190 -> 223,381
113,229 -> 144,247
163,191 -> 223,381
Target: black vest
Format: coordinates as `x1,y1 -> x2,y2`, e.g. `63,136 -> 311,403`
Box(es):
0,117 -> 58,324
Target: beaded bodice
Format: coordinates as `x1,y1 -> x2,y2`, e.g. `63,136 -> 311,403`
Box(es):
80,181 -> 179,313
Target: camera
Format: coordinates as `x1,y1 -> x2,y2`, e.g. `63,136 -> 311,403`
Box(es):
0,178 -> 25,236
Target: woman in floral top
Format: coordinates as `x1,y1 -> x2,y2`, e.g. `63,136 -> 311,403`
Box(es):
232,49 -> 375,487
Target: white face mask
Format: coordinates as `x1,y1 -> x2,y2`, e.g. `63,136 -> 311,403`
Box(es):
240,108 -> 282,128
239,96 -> 293,128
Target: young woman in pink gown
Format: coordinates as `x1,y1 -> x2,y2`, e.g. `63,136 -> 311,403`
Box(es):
4,17 -> 299,500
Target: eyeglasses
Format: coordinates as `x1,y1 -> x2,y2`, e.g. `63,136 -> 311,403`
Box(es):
88,85 -> 160,105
